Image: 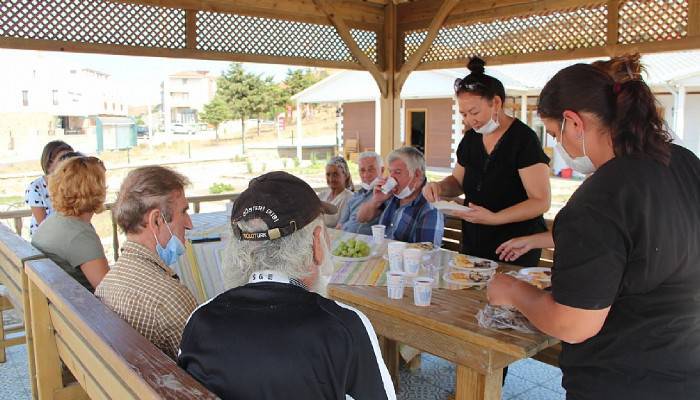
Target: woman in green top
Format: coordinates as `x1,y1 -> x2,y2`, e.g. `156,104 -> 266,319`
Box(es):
32,156 -> 109,292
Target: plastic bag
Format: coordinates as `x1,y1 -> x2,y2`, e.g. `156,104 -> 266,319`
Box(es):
476,304 -> 539,334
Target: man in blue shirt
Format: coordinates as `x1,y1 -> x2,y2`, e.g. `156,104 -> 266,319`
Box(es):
357,147 -> 444,247
337,151 -> 384,234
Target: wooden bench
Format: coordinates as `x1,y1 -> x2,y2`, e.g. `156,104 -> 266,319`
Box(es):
25,258 -> 217,400
0,222 -> 45,398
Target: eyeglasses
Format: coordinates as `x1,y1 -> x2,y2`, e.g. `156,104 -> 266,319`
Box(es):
454,78 -> 488,93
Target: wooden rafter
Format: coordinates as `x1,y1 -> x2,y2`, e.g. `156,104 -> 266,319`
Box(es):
313,0 -> 388,97
395,0 -> 459,93
414,36 -> 700,70
0,37 -> 365,71
398,0 -> 606,32
690,0 -> 700,37
119,0 -> 385,31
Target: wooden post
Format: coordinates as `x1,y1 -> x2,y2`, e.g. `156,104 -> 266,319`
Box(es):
21,270 -> 38,400
379,3 -> 401,159
378,336 -> 400,391
111,210 -> 119,262
455,365 -> 502,400
28,279 -> 63,400
13,217 -> 22,236
689,0 -> 700,37
607,0 -> 620,47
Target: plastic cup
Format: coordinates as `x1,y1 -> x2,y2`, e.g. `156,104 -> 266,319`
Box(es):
403,248 -> 423,276
371,224 -> 386,244
387,242 -> 407,272
381,177 -> 398,194
413,277 -> 434,306
387,271 -> 405,299
421,264 -> 442,288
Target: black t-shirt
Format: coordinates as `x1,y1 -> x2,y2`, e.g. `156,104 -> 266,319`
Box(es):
457,118 -> 550,266
552,144 -> 700,400
178,282 -> 395,400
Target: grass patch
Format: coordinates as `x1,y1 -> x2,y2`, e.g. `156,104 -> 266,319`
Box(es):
209,182 -> 235,194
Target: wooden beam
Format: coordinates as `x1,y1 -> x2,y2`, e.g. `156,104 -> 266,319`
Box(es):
607,0 -> 620,46
689,0 -> 700,37
185,9 -> 197,50
27,280 -> 63,400
396,0 -> 459,92
379,2 -> 401,158
0,37 -> 365,71
313,0 -> 387,97
398,0 -> 605,32
117,0 -> 384,31
414,36 -> 700,70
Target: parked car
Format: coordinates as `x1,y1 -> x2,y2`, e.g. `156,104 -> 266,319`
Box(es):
136,125 -> 149,137
172,123 -> 196,135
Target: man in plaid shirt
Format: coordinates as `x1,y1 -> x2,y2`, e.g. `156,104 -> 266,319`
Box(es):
357,146 -> 444,247
96,166 -> 197,359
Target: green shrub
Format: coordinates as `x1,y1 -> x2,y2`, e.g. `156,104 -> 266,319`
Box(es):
209,182 -> 235,194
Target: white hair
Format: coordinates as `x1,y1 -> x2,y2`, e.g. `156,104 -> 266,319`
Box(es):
358,151 -> 383,168
222,216 -> 326,289
387,146 -> 425,177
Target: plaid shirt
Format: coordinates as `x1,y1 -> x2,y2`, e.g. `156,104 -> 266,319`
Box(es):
338,188 -> 377,235
378,192 -> 444,247
95,241 -> 198,359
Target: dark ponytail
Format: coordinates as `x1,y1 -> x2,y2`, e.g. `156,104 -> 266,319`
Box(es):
454,56 -> 506,102
538,55 -> 671,165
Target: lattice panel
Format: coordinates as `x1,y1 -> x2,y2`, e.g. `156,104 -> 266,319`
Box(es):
196,11 -> 378,64
405,5 -> 608,63
0,0 -> 186,48
618,0 -> 688,44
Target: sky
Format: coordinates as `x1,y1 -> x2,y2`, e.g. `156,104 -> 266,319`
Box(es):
1,49 -> 299,106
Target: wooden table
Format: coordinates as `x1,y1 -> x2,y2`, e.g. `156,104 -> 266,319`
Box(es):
328,282 -> 559,400
186,212 -> 559,399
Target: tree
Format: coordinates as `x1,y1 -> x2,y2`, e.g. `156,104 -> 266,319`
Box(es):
280,68 -> 327,106
199,95 -> 231,141
216,63 -> 265,154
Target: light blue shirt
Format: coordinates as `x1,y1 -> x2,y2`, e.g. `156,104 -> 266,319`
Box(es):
338,188 -> 377,235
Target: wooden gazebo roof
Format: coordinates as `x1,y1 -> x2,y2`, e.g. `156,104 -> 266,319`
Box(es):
1,0 -> 698,155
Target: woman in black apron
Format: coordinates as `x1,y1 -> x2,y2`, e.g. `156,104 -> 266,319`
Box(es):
423,57 -> 551,267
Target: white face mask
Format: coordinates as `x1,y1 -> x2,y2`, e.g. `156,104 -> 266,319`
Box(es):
556,118 -> 596,175
394,177 -> 414,199
360,176 -> 380,191
474,108 -> 500,136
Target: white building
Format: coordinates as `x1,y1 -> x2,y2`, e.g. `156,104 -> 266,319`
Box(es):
161,71 -> 217,133
0,49 -> 130,159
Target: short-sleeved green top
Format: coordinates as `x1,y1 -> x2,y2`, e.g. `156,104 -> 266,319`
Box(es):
32,213 -> 106,292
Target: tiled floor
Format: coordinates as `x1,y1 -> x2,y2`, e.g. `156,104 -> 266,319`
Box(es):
397,354 -> 565,400
0,322 -> 564,400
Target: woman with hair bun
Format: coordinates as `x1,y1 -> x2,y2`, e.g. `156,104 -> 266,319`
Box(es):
487,54 -> 700,399
423,56 -> 552,267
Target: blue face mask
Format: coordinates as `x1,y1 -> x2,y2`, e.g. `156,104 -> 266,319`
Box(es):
153,213 -> 185,266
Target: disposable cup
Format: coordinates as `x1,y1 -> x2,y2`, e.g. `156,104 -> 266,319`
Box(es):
387,242 -> 407,272
371,224 -> 386,244
403,248 -> 423,276
387,271 -> 405,299
421,264 -> 443,288
413,277 -> 434,306
381,177 -> 398,194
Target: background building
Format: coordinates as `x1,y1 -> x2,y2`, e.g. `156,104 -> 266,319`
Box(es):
161,71 -> 217,134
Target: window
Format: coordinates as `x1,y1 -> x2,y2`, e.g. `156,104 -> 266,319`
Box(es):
52,90 -> 58,106
21,90 -> 28,106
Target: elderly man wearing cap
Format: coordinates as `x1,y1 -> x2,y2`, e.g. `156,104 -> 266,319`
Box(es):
177,171 -> 396,400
